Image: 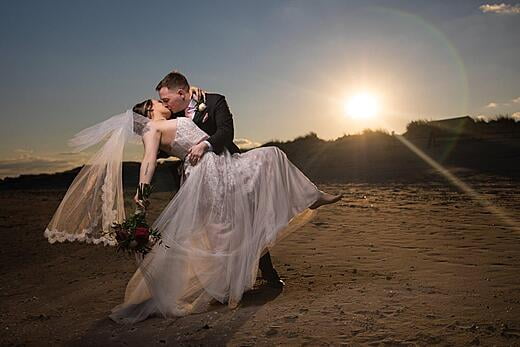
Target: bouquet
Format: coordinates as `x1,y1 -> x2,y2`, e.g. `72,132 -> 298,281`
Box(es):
110,183 -> 167,255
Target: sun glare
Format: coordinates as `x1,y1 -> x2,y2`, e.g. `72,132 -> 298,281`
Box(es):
344,93 -> 379,119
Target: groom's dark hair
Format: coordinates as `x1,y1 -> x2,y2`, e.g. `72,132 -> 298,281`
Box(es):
155,71 -> 190,92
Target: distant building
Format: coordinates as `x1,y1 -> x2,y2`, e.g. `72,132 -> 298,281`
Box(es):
427,116 -> 476,146
406,114 -> 519,147
429,116 -> 475,133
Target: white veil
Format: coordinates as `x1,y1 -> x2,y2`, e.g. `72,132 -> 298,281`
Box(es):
44,110 -> 150,246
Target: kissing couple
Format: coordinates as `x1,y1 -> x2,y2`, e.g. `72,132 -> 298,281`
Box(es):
44,70 -> 342,323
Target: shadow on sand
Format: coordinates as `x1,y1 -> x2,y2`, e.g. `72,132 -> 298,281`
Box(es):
67,283 -> 283,346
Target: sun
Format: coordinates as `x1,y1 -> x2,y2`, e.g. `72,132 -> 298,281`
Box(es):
344,93 -> 379,119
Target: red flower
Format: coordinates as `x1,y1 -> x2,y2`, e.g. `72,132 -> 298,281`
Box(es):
134,227 -> 149,245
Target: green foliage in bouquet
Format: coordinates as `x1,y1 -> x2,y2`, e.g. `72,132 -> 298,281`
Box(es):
111,183 -> 168,255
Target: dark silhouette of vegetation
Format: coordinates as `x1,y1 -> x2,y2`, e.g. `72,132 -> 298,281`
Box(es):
1,114 -> 519,189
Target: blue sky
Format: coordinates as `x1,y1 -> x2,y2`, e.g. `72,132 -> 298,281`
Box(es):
1,0 -> 519,177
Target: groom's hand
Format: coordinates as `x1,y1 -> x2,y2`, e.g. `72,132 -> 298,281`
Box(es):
189,86 -> 206,101
187,142 -> 209,166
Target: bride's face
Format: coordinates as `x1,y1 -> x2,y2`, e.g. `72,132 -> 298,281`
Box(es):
158,87 -> 190,113
151,99 -> 172,119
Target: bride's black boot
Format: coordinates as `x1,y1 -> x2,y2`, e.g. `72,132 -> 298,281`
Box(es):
259,252 -> 285,288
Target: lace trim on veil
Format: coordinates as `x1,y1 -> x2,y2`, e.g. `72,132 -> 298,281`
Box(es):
44,227 -> 117,246
44,175 -> 118,246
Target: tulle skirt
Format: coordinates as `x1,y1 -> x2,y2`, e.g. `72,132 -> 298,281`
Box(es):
109,146 -> 320,323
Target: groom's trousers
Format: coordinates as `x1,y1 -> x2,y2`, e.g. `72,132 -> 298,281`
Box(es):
259,251 -> 279,279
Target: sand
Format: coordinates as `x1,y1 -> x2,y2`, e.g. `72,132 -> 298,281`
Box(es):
1,176 -> 520,346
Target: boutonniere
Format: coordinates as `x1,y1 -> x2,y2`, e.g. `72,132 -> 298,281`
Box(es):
193,95 -> 208,124
194,93 -> 206,111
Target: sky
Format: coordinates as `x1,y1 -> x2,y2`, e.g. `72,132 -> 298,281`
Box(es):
1,0 -> 519,178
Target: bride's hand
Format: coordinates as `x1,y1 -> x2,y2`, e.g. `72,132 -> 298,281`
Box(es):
133,192 -> 150,213
189,86 -> 206,101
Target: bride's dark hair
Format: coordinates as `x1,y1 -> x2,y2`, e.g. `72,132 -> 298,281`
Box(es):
133,99 -> 153,118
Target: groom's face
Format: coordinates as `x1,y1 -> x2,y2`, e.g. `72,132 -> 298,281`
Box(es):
158,87 -> 189,113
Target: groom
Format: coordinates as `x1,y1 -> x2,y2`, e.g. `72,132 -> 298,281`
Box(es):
155,71 -> 285,288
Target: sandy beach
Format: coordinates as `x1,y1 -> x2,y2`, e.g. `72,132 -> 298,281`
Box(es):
1,175 -> 519,346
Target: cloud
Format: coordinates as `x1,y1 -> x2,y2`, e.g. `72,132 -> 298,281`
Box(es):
0,150 -> 88,179
476,113 -> 520,122
479,3 -> 520,14
476,114 -> 491,121
0,157 -> 74,178
234,138 -> 261,150
485,97 -> 520,109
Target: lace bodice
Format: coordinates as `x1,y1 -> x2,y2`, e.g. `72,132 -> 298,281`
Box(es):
168,118 -> 209,158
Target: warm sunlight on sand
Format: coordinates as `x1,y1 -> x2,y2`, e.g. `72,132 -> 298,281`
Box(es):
344,93 -> 379,119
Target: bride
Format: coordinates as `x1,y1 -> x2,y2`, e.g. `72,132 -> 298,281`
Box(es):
44,98 -> 341,324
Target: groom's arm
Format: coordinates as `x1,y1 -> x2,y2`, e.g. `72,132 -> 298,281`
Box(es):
207,95 -> 234,154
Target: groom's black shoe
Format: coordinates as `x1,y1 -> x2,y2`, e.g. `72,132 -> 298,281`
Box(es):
259,252 -> 285,288
265,277 -> 285,289
262,269 -> 285,288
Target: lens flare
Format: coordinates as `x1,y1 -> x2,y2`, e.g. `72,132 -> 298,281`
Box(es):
394,135 -> 520,234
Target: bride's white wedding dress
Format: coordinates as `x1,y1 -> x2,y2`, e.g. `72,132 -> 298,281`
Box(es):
109,117 -> 321,323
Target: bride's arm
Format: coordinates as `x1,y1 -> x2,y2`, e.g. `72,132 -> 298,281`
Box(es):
139,124 -> 161,184
134,124 -> 161,205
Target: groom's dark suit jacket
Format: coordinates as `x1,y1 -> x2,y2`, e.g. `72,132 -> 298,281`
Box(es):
158,93 -> 240,159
